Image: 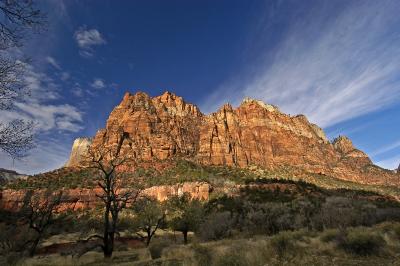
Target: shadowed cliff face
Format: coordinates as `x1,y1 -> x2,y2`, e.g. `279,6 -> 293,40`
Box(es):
66,91 -> 398,186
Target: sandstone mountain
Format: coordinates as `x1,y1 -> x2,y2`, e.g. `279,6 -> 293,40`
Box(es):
66,91 -> 398,186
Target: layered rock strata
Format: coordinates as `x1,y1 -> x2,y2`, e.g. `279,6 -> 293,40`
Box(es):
65,91 -> 398,186
0,182 -> 211,211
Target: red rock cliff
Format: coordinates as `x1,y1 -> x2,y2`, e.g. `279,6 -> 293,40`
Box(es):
67,91 -> 398,186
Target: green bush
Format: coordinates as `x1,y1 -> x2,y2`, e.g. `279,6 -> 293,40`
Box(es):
338,229 -> 385,256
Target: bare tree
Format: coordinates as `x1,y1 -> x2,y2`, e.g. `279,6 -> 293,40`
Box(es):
84,141 -> 141,258
0,119 -> 34,158
0,0 -> 46,159
131,196 -> 166,246
0,0 -> 45,50
19,190 -> 64,257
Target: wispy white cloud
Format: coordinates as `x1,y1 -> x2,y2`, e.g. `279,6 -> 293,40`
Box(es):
91,78 -> 106,89
14,103 -> 83,132
0,138 -> 73,175
45,56 -> 61,70
371,140 -> 400,157
202,1 -> 400,128
0,62 -> 84,133
74,27 -> 106,58
22,62 -> 60,101
376,155 -> 400,170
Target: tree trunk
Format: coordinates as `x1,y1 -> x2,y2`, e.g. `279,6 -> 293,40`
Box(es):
146,230 -> 151,247
103,199 -> 112,258
183,231 -> 188,245
104,232 -> 114,258
29,235 -> 41,257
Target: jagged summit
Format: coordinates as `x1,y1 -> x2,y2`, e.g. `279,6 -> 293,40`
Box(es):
241,97 -> 280,113
65,91 -> 399,186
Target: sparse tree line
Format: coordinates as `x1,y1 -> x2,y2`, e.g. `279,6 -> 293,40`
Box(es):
2,175 -> 400,262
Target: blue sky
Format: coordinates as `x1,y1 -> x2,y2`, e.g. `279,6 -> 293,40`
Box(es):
0,0 -> 399,174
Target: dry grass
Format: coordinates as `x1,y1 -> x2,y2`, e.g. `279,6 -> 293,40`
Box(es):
3,222 -> 400,265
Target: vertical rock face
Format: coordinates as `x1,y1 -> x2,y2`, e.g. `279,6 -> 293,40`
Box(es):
66,91 -> 399,186
65,138 -> 92,167
92,91 -> 203,161
197,99 -> 333,170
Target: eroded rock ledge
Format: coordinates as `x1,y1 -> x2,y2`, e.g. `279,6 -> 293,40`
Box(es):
0,182 -> 211,211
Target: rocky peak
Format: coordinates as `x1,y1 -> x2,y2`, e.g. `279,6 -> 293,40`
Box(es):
153,91 -> 202,117
119,91 -> 155,112
91,91 -> 203,161
241,97 -> 279,113
332,136 -> 355,154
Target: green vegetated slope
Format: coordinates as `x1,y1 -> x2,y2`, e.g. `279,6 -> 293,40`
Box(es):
5,159 -> 400,199
2,159 -> 400,265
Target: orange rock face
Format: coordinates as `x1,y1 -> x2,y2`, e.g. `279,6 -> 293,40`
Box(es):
0,182 -> 211,211
91,91 -> 202,161
67,91 -> 398,186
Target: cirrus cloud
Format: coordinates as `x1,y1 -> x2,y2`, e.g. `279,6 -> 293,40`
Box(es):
202,1 -> 400,128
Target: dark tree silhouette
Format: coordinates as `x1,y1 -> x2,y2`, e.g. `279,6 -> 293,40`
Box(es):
0,0 -> 45,49
0,0 -> 46,158
84,140 -> 141,258
19,190 -> 64,257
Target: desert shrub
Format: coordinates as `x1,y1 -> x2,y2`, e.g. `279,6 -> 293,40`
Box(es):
192,244 -> 212,266
270,232 -> 294,258
198,212 -> 234,241
320,228 -> 339,243
375,208 -> 400,223
290,198 -> 320,230
392,224 -> 400,239
243,202 -> 293,235
313,197 -> 379,230
214,247 -> 248,266
149,240 -> 170,259
337,229 -> 385,256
